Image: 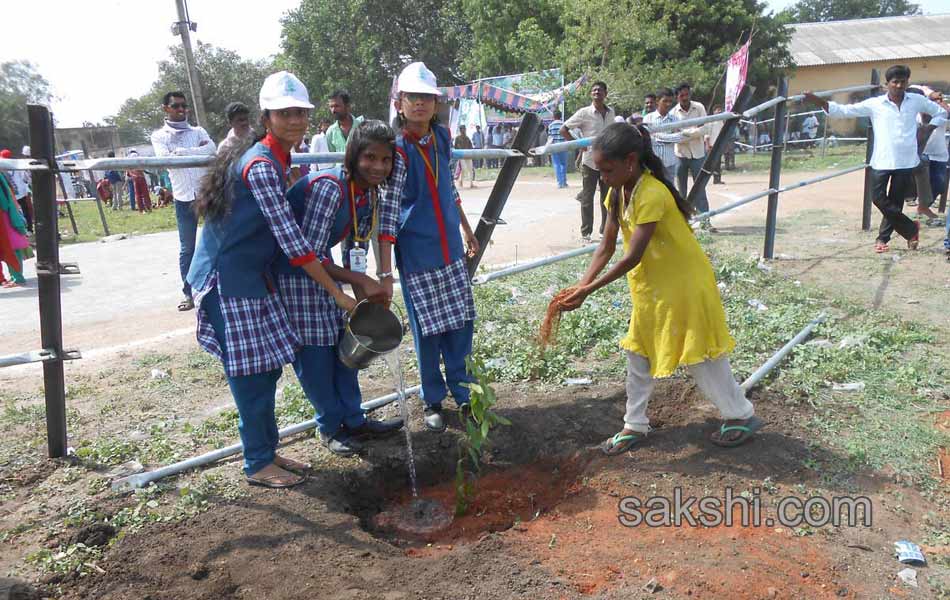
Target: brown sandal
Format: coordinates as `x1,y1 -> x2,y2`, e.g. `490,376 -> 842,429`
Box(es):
874,241 -> 889,253
273,455 -> 312,473
246,464 -> 305,489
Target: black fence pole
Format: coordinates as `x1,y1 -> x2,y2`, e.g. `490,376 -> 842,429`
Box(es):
763,78 -> 789,259
687,85 -> 754,210
467,112 -> 540,276
861,69 -> 881,231
28,105 -> 68,458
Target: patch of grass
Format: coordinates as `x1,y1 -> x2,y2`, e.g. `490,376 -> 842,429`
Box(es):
731,143 -> 865,173
472,248 -> 949,487
58,201 -> 178,244
133,352 -> 173,368
1,401 -> 45,426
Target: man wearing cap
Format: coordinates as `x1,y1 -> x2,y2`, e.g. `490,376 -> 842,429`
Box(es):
150,91 -> 216,312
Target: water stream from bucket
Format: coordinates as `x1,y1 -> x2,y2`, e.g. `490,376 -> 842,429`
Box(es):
384,351 -> 419,497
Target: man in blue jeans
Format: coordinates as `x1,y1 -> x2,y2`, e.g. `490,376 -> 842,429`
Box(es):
150,91 -> 216,311
671,83 -> 710,223
547,110 -> 568,188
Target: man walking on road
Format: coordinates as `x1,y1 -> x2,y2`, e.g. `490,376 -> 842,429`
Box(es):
561,81 -> 616,242
150,91 -> 216,311
671,83 -> 710,218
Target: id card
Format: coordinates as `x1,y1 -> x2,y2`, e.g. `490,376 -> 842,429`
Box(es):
349,247 -> 367,273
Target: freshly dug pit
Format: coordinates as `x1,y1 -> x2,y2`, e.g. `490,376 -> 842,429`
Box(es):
365,456 -> 589,543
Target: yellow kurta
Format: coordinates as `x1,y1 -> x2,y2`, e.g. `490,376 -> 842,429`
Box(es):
607,172 -> 734,377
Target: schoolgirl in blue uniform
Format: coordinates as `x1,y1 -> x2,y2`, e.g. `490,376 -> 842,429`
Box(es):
387,62 -> 479,432
276,120 -> 404,456
188,72 -> 358,488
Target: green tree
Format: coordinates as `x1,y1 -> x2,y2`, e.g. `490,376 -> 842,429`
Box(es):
459,0 -> 564,77
0,61 -> 53,153
281,0 -> 471,120
558,0 -> 792,116
107,43 -> 273,146
780,0 -> 920,23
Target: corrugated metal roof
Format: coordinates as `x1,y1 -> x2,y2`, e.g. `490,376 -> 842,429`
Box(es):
789,14 -> 950,67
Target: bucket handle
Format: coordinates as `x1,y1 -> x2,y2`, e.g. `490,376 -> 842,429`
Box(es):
342,299 -> 406,355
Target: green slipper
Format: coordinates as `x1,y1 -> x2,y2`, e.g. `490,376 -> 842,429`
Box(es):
601,431 -> 645,456
710,415 -> 765,448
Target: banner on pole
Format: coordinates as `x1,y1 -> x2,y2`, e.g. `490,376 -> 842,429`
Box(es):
725,40 -> 751,112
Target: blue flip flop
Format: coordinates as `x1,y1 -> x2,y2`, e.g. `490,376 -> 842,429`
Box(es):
601,431 -> 645,456
710,415 -> 765,448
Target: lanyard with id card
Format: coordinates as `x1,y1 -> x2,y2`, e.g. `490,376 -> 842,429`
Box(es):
348,180 -> 376,273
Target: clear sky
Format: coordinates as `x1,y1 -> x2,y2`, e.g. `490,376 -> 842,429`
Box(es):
2,0 -> 947,128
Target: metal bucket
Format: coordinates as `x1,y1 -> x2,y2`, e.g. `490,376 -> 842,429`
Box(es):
338,300 -> 404,370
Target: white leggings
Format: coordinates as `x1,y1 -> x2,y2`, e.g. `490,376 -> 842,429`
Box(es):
623,352 -> 754,433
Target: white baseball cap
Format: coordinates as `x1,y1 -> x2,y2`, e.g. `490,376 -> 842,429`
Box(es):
259,71 -> 314,111
397,62 -> 441,97
21,145 -> 31,156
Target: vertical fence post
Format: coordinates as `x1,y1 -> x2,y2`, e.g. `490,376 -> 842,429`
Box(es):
820,111 -> 828,158
28,105 -> 68,458
467,112 -> 539,276
861,69 -> 881,231
763,78 -> 789,260
80,140 -> 110,237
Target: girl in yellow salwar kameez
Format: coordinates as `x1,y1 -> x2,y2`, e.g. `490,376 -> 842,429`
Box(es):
560,123 -> 763,455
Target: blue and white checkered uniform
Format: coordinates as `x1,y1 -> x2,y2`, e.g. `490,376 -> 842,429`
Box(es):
193,159 -> 311,376
401,257 -> 475,337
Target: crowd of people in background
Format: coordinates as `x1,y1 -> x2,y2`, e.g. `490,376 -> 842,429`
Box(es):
2,64 -> 948,297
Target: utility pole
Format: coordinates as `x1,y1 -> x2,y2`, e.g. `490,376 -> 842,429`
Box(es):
173,0 -> 208,127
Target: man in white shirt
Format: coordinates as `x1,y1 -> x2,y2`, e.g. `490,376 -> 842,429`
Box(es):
671,83 -> 709,216
642,87 -> 683,184
804,65 -> 947,253
150,91 -> 216,311
561,81 -> 616,241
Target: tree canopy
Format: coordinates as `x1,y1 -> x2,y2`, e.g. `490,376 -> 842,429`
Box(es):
0,61 -> 53,153
101,0 -> 796,144
280,0 -> 470,121
107,43 -> 272,146
779,0 -> 920,23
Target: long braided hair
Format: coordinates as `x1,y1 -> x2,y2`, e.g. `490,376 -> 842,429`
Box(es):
592,122 -> 693,221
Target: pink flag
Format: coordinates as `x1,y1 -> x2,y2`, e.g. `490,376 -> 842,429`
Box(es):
724,40 -> 751,112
